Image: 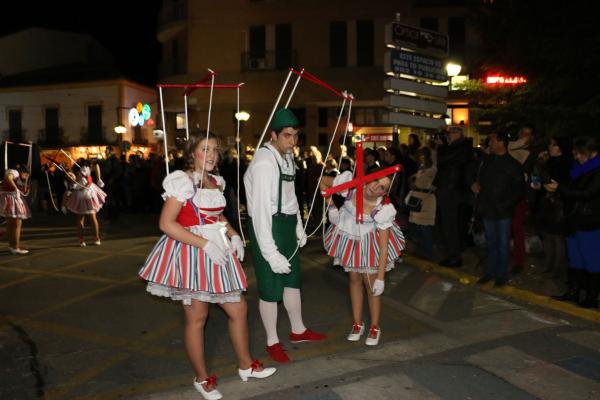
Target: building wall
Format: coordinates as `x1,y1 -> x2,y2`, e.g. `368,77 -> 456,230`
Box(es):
0,81 -> 157,147
121,83 -> 160,144
158,0 -> 479,149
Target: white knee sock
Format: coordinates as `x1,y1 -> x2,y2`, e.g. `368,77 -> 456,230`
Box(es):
259,299 -> 279,346
283,287 -> 307,334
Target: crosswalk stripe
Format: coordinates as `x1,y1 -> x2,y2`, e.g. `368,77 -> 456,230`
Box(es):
558,330 -> 600,352
466,346 -> 600,400
333,373 -> 440,399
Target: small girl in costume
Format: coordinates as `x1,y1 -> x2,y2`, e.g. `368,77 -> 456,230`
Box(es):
139,132 -> 275,400
1,166 -> 31,254
320,169 -> 405,346
64,161 -> 106,246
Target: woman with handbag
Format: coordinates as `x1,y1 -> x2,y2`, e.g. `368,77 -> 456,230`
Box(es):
406,148 -> 437,259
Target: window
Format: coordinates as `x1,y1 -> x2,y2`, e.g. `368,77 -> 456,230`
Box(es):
176,113 -> 186,129
318,133 -> 328,147
420,17 -> 439,32
275,24 -> 292,69
356,20 -> 374,66
8,109 -> 22,142
87,105 -> 103,143
249,25 -> 266,58
45,107 -> 59,144
448,17 -> 466,58
329,21 -> 347,67
318,107 -> 328,127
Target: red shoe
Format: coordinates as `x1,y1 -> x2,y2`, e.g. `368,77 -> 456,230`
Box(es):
266,343 -> 290,363
289,328 -> 327,343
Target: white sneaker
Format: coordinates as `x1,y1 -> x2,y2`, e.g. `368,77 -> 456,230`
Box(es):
94,239 -> 101,246
365,326 -> 381,346
79,241 -> 87,247
238,360 -> 276,382
9,248 -> 29,255
347,322 -> 365,341
193,377 -> 222,400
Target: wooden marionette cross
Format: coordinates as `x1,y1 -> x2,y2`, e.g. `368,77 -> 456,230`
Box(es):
322,141 -> 402,223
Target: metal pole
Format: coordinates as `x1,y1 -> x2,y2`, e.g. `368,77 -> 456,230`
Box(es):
184,94 -> 190,141
284,68 -> 304,108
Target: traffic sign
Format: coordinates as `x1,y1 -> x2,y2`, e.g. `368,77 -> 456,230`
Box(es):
385,22 -> 449,57
384,49 -> 447,82
384,94 -> 447,115
384,77 -> 448,100
382,111 -> 446,130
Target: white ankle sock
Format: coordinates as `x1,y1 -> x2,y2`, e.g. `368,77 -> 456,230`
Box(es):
259,299 -> 279,346
283,287 -> 306,334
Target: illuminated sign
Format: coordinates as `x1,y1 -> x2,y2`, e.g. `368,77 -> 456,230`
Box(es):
129,103 -> 152,126
485,76 -> 527,85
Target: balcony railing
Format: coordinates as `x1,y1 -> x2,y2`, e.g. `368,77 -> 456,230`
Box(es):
158,0 -> 187,27
241,50 -> 297,72
38,128 -> 65,146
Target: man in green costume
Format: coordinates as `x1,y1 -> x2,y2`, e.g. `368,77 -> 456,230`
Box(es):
244,108 -> 326,363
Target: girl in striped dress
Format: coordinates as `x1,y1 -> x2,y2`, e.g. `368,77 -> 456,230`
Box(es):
138,132 -> 275,400
1,166 -> 31,254
320,169 -> 405,346
64,162 -> 106,246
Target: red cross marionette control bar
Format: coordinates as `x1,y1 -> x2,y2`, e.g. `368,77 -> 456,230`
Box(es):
321,141 -> 402,223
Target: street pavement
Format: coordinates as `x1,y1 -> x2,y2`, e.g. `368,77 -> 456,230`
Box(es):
1,213 -> 599,400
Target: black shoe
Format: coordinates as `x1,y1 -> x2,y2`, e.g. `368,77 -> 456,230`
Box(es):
495,277 -> 508,287
440,258 -> 462,268
477,275 -> 493,284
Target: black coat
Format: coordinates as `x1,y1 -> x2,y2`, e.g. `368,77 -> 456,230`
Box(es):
533,154 -> 572,235
559,162 -> 600,233
434,138 -> 472,193
476,152 -> 524,220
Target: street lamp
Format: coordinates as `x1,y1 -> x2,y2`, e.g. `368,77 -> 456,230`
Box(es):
235,110 -> 251,122
446,62 -> 462,77
114,124 -> 127,134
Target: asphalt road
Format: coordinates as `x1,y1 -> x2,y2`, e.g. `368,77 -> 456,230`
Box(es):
1,214 -> 599,400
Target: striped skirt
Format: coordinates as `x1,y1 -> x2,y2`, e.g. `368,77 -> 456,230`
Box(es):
0,192 -> 31,219
65,184 -> 106,214
323,222 -> 405,274
138,224 -> 247,304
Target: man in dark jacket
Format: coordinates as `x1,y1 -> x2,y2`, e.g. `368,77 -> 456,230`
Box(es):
435,127 -> 472,267
472,132 -> 524,286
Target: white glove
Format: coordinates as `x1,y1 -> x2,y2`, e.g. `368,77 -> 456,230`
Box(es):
61,205 -> 68,215
97,179 -> 105,188
296,223 -> 307,247
266,252 -> 291,274
373,204 -> 396,228
327,206 -> 340,225
372,279 -> 385,296
230,235 -> 245,262
203,241 -> 227,265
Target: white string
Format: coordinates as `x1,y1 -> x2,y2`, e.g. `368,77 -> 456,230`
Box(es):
159,86 -> 169,175
200,71 -> 216,190
235,84 -> 246,244
60,149 -> 81,168
256,69 -> 294,149
286,95 -> 348,262
45,170 -> 59,212
337,96 -> 354,167
184,94 -> 190,141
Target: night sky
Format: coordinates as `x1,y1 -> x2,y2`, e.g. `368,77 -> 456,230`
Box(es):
1,1 -> 162,85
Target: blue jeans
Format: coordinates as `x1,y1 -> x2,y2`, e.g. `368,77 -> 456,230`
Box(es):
410,223 -> 433,259
483,218 -> 512,278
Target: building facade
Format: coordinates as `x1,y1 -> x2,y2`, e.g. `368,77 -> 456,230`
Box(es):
157,0 -> 483,150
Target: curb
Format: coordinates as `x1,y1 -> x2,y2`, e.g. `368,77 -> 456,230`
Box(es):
404,254 -> 600,324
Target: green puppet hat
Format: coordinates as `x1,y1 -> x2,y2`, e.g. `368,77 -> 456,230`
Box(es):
270,108 -> 299,131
